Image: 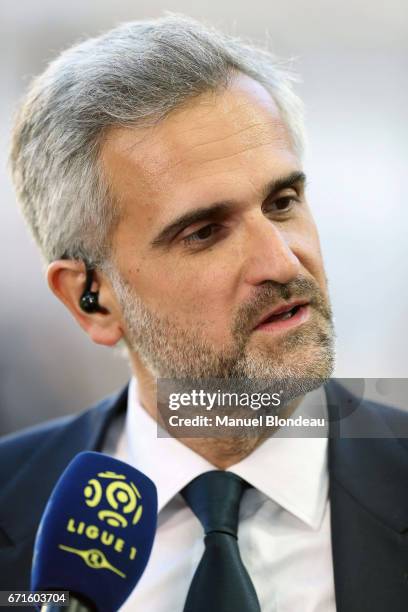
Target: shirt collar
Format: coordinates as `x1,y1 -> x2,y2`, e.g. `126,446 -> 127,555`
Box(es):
229,388 -> 329,529
119,378 -> 328,529
119,378 -> 214,512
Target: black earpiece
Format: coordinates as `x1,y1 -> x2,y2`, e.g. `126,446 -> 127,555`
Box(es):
80,264 -> 103,313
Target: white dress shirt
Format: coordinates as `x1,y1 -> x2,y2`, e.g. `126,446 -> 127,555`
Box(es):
109,378 -> 337,611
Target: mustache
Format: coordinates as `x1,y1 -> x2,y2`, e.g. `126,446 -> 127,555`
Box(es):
232,276 -> 332,338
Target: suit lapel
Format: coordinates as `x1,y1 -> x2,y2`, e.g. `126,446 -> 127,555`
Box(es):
0,386 -> 127,549
325,380 -> 408,612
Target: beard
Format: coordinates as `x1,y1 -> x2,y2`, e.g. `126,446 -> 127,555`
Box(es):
108,270 -> 335,404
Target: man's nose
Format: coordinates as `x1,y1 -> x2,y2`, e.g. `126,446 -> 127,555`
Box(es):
241,215 -> 301,286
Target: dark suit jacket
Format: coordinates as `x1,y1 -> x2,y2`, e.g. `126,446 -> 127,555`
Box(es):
0,381 -> 407,611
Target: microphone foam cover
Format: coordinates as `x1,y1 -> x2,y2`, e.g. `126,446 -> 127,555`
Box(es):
31,451 -> 157,611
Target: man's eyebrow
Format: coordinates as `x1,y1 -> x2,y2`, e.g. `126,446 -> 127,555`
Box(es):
262,170 -> 306,200
151,203 -> 231,248
151,170 -> 307,248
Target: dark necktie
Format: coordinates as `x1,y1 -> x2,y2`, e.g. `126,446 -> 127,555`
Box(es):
181,470 -> 261,612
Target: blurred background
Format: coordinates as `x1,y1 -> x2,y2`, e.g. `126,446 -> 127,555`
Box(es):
1,0 -> 407,435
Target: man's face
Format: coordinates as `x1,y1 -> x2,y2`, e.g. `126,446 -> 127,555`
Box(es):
101,74 -> 334,386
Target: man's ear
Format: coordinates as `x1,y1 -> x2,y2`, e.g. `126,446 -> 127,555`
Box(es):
47,260 -> 124,346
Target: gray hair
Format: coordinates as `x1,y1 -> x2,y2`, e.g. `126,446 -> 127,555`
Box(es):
10,13 -> 305,266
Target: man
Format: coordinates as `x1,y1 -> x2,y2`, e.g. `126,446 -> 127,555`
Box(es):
1,14 -> 407,612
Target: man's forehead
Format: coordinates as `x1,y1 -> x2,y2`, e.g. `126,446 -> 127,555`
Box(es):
99,74 -> 295,202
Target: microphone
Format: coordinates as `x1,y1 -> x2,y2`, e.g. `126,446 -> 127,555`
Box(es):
30,451 -> 157,611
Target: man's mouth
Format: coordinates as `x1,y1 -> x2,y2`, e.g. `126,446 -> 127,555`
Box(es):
254,301 -> 310,332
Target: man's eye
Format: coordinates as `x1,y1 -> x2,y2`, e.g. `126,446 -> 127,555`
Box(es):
264,196 -> 299,214
183,224 -> 220,245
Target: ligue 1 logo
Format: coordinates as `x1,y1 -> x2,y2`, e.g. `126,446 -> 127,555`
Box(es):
59,470 -> 144,578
